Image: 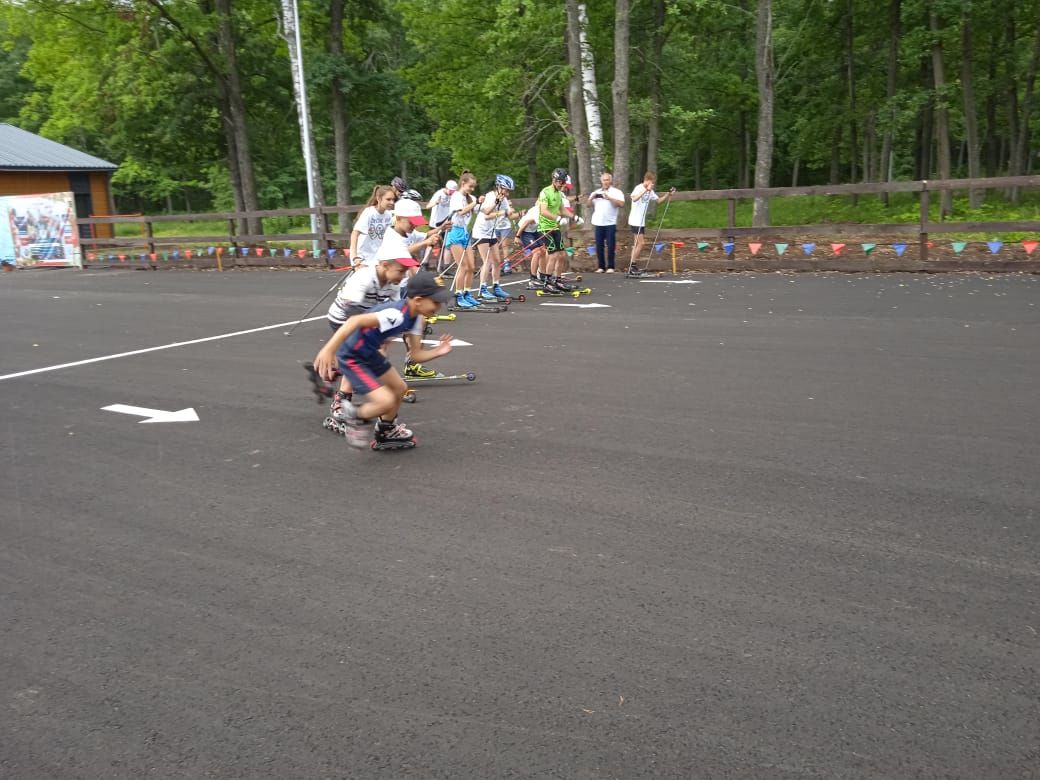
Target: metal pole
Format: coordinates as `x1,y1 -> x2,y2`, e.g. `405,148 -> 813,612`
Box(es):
283,0 -> 320,255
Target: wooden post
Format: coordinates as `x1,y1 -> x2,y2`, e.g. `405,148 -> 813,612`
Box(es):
228,218 -> 238,267
727,198 -> 737,229
919,182 -> 930,263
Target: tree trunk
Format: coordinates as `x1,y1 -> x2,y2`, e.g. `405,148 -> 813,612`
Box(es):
575,2 -> 605,177
612,0 -> 631,192
984,32 -> 999,176
752,0 -> 773,227
929,4 -> 953,217
739,111 -> 750,187
879,0 -> 900,205
1010,20 -> 1040,201
564,1 -> 593,202
280,0 -> 325,242
523,93 -> 539,197
215,0 -> 261,236
646,0 -> 665,174
329,0 -> 352,234
844,1 -> 858,186
960,8 -> 982,207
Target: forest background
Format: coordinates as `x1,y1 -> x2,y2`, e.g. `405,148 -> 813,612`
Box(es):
1,0 -> 1038,233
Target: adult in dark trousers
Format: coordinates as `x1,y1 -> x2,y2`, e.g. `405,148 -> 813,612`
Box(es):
587,170 -> 625,273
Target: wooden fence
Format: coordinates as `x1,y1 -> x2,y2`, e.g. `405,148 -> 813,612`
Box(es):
77,175 -> 1040,267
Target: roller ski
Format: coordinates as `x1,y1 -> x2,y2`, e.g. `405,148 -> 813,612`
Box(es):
405,370 -> 476,384
490,283 -> 525,304
371,418 -> 416,451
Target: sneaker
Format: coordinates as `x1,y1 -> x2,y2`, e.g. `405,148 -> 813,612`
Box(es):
462,290 -> 481,306
491,283 -> 510,300
477,285 -> 499,303
606,268 -> 616,273
404,361 -> 437,378
595,268 -> 605,273
374,418 -> 414,443
454,291 -> 477,309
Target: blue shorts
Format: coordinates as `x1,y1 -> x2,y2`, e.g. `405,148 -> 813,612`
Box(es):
495,227 -> 512,240
520,231 -> 543,251
444,227 -> 470,249
337,352 -> 393,396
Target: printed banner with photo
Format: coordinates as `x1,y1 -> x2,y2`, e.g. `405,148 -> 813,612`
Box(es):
1,192 -> 81,268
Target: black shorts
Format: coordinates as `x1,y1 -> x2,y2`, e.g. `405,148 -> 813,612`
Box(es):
544,229 -> 564,253
473,237 -> 498,246
630,225 -> 647,235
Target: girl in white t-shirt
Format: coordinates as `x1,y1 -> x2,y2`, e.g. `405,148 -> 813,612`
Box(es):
471,174 -> 516,301
443,171 -> 481,308
351,185 -> 396,266
627,171 -> 675,273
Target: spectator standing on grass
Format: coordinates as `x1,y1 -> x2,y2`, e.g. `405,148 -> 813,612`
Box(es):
587,171 -> 625,273
628,171 -> 676,274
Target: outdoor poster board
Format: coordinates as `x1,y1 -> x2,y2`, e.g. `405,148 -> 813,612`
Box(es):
1,192 -> 81,268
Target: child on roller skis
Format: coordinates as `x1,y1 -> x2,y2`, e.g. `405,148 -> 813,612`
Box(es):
628,171 -> 675,275
470,174 -> 516,303
444,171 -> 481,308
351,185 -> 396,266
312,271 -> 453,449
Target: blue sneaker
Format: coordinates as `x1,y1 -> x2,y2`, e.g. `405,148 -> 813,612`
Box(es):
477,285 -> 499,303
491,283 -> 510,300
462,290 -> 481,306
454,291 -> 476,309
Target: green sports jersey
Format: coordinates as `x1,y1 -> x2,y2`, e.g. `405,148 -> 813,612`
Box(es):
537,185 -> 562,232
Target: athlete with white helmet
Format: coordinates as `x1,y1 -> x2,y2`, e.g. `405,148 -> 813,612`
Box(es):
471,174 -> 517,302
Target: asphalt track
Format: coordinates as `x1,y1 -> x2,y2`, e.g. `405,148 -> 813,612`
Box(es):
1,267 -> 1038,778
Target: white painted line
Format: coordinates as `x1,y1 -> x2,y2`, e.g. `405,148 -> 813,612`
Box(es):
639,279 -> 702,284
101,404 -> 199,423
391,337 -> 472,347
539,302 -> 611,309
0,315 -> 327,382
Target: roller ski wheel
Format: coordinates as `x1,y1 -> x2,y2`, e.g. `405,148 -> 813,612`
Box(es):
304,361 -> 336,404
423,324 -> 433,336
449,304 -> 507,313
322,416 -> 348,436
497,294 -> 526,304
403,389 -> 418,403
371,437 -> 417,452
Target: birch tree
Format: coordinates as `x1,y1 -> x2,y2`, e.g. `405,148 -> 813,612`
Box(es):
576,2 -> 605,177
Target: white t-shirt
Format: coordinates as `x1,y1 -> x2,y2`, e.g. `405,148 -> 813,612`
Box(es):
591,186 -> 624,226
628,184 -> 659,227
448,192 -> 473,230
518,205 -> 540,234
354,206 -> 393,262
326,265 -> 400,325
428,188 -> 452,225
374,227 -> 423,264
472,191 -> 511,239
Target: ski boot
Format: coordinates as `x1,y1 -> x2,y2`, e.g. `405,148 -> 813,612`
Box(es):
553,277 -> 575,291
536,282 -> 564,296
477,285 -> 499,303
404,361 -> 438,379
453,291 -> 477,310
526,277 -> 544,291
462,290 -> 482,307
491,283 -> 511,301
372,417 -> 416,451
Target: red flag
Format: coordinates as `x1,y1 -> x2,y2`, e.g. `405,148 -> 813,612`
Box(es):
185,250 -> 193,259
831,243 -> 846,256
149,253 -> 157,261
118,255 -> 126,262
748,242 -> 762,256
297,248 -> 306,258
672,241 -> 685,248
87,252 -> 96,261
1022,240 -> 1038,255
256,247 -> 264,256
216,247 -> 224,256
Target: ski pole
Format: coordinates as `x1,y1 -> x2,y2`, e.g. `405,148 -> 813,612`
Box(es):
641,192 -> 674,273
284,266 -> 356,336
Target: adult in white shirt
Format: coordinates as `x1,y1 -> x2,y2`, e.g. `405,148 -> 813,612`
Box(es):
586,171 -> 625,273
628,171 -> 675,273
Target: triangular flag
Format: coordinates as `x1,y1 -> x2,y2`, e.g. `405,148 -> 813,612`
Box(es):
1022,240 -> 1038,255
774,243 -> 788,256
185,250 -> 193,259
696,242 -> 709,252
748,242 -> 762,256
802,243 -> 815,256
118,255 -> 126,262
255,247 -> 264,257
87,252 -> 96,261
297,248 -> 307,258
654,242 -> 665,253
208,246 -> 215,255
149,253 -> 157,262
586,246 -> 595,256
216,247 -> 224,256
893,243 -> 907,257
172,250 -> 180,259
862,243 -> 876,255
283,248 -> 291,257
672,241 -> 685,248
327,249 -> 336,258
927,240 -> 935,249
723,242 -> 734,255
952,241 -> 967,254
565,247 -> 574,256
343,248 -> 350,257
162,252 -> 168,262
831,243 -> 846,256
987,240 -> 1002,254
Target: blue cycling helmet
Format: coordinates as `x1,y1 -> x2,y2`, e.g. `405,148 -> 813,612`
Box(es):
495,174 -> 515,191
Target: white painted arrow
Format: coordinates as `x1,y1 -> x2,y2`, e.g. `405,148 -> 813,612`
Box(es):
101,404 -> 200,423
539,302 -> 612,308
391,337 -> 472,346
639,279 -> 702,284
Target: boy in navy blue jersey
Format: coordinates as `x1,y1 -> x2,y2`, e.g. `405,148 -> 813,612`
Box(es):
312,270 -> 453,448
